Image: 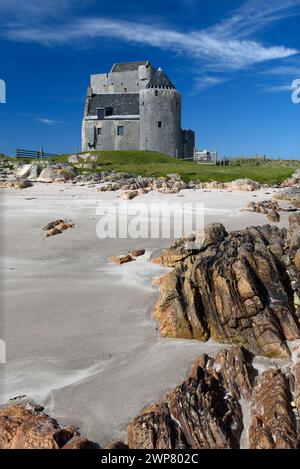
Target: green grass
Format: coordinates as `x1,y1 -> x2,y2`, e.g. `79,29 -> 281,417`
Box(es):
2,151 -> 300,184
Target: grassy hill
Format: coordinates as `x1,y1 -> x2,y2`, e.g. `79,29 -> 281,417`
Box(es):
3,150 -> 300,184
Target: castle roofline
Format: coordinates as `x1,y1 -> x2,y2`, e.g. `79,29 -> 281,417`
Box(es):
110,61 -> 151,73
146,68 -> 176,90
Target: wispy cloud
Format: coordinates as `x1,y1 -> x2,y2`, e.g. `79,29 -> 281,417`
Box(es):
0,0 -> 91,19
210,0 -> 300,39
263,64 -> 300,77
263,83 -> 294,93
37,118 -> 67,125
0,0 -> 299,92
193,75 -> 229,92
2,17 -> 298,71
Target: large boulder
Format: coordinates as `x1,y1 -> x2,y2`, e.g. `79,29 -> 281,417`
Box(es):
15,164 -> 32,179
68,155 -> 79,164
226,179 -> 261,191
0,403 -> 74,449
37,165 -> 77,183
153,220 -> 300,358
0,402 -> 97,449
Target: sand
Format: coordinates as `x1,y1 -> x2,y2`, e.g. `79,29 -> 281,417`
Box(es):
0,183 -> 291,445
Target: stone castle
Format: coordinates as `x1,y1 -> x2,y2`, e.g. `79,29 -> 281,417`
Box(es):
82,61 -> 195,158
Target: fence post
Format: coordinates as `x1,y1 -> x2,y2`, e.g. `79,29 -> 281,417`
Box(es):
39,146 -> 44,159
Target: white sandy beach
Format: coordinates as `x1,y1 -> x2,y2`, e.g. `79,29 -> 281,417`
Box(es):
0,183 -> 291,445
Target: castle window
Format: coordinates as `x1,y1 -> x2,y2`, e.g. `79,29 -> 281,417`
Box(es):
104,107 -> 113,117
124,87 -> 127,93
117,126 -> 124,136
158,121 -> 162,128
97,128 -> 102,136
97,108 -> 105,120
155,90 -> 158,96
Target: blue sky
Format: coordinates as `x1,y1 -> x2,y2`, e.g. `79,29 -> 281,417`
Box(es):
0,0 -> 299,158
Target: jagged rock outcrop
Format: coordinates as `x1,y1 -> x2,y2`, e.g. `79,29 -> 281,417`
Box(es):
127,344 -> 300,449
127,346 -> 253,449
153,217 -> 300,358
0,403 -> 96,449
249,368 -> 298,449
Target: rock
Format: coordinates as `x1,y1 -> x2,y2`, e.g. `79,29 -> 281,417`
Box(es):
212,347 -> 254,400
120,191 -> 138,200
68,155 -> 79,163
227,179 -> 261,192
38,165 -> 77,183
45,227 -> 62,238
43,220 -> 65,231
1,179 -> 33,189
105,441 -> 129,449
153,221 -> 300,358
127,347 -> 253,449
109,254 -> 135,265
0,403 -> 95,449
267,210 -> 280,223
294,250 -> 300,271
15,164 -> 32,179
28,164 -> 43,180
274,186 -> 300,209
79,153 -> 92,161
245,202 -> 256,211
249,369 -> 298,449
129,249 -> 145,258
62,437 -> 98,449
43,220 -> 74,238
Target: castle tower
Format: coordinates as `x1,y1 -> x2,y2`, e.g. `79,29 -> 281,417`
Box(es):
139,68 -> 182,157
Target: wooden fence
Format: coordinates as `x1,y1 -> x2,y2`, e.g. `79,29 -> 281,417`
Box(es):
16,147 -> 58,159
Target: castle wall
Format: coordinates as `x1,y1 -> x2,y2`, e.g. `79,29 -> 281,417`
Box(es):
181,129 -> 195,159
139,89 -> 182,157
91,65 -> 153,95
82,118 -> 140,152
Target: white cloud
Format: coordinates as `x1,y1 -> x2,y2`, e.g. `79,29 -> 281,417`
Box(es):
263,65 -> 300,76
264,83 -> 294,93
0,0 -> 90,18
0,0 -> 299,93
210,0 -> 300,39
193,75 -> 229,91
37,118 -> 66,125
2,17 -> 298,71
